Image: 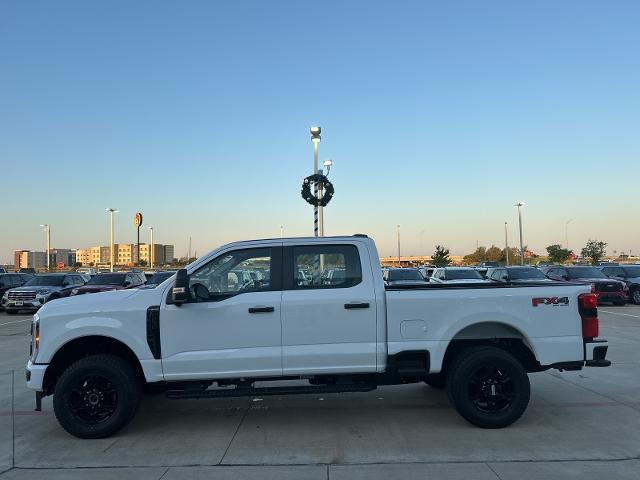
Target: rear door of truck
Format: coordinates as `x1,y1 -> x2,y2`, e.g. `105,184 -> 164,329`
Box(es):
280,240 -> 378,375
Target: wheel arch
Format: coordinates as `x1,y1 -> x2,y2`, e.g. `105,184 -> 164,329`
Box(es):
43,335 -> 145,394
442,322 -> 542,374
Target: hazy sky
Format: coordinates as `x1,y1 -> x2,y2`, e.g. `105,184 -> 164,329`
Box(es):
1,1 -> 639,262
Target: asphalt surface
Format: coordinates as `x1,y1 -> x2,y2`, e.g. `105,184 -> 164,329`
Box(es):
1,305 -> 639,479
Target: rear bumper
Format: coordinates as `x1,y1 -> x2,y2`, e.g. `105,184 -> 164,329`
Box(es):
584,340 -> 611,367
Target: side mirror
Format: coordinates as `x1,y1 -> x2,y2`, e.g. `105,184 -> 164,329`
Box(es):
172,269 -> 189,305
502,275 -> 509,281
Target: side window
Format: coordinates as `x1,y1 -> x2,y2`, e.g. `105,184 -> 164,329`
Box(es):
613,267 -> 625,277
189,248 -> 272,302
292,244 -> 361,289
601,267 -> 611,276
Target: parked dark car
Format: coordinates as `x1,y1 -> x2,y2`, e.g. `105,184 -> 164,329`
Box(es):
539,266 -> 628,305
69,272 -> 147,296
600,264 -> 640,305
383,268 -> 429,287
486,266 -> 553,284
3,273 -> 87,313
19,268 -> 36,274
139,270 -> 176,289
0,273 -> 34,310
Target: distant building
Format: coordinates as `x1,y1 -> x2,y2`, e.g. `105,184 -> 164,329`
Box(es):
13,250 -> 28,269
75,243 -> 175,266
164,245 -> 175,263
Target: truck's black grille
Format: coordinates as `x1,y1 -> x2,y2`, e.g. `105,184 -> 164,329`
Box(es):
8,291 -> 36,301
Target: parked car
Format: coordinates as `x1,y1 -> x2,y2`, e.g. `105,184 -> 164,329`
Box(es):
76,267 -> 97,277
26,235 -> 609,439
539,266 -> 628,305
600,264 -> 640,305
69,272 -> 147,296
486,266 -> 553,284
0,273 -> 34,310
139,271 -> 176,289
3,273 -> 87,313
383,268 -> 429,287
418,266 -> 436,280
430,267 -> 489,284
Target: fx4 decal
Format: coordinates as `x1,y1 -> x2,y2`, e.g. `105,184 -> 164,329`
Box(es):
532,296 -> 570,307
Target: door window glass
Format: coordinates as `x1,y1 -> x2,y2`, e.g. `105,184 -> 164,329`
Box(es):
292,245 -> 361,289
189,248 -> 272,301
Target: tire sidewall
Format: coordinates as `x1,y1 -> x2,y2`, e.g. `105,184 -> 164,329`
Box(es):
54,357 -> 139,438
448,348 -> 530,429
632,289 -> 640,305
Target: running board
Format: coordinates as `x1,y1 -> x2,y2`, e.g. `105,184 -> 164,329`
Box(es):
166,383 -> 377,400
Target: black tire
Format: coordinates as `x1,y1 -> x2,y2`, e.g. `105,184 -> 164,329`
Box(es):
631,289 -> 640,305
423,373 -> 446,389
53,354 -> 141,439
446,346 -> 530,429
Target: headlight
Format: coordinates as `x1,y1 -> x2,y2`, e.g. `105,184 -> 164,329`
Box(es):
30,314 -> 40,361
35,289 -> 51,296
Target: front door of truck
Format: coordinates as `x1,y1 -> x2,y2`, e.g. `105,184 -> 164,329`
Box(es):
280,242 -> 378,375
160,245 -> 283,381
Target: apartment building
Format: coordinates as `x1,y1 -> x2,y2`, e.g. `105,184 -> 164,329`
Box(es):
75,243 -> 175,266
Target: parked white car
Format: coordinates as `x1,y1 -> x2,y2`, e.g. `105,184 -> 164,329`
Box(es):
27,235 -> 609,438
430,267 -> 490,284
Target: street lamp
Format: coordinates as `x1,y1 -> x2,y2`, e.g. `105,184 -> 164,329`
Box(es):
40,224 -> 51,271
310,126 -> 321,237
106,208 -> 118,272
514,202 -> 525,265
397,224 -> 401,266
149,226 -> 154,269
504,222 -> 509,266
565,218 -> 573,250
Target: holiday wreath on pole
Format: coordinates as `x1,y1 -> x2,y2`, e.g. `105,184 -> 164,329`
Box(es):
301,174 -> 334,207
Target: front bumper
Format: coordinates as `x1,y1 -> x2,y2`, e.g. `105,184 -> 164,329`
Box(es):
26,360 -> 48,391
4,299 -> 43,311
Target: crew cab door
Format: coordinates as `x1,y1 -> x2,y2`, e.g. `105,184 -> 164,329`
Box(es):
281,242 -> 378,374
160,245 -> 283,381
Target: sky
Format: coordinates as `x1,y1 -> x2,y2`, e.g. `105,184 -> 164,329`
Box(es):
1,0 -> 639,262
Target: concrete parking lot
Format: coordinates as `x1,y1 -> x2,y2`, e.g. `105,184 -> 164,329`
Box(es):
1,306 -> 639,479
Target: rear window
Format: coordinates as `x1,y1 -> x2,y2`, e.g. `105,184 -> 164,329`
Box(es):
293,245 -> 361,289
446,269 -> 483,280
507,268 -> 546,280
388,269 -> 423,281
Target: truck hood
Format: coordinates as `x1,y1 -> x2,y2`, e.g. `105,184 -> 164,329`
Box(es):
37,288 -> 155,317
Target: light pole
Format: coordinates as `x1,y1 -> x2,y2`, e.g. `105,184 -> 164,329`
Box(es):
40,224 -> 51,271
504,222 -> 509,266
515,202 -> 525,265
280,225 -> 284,238
565,218 -> 573,250
397,224 -> 401,266
149,227 -> 154,269
310,126 -> 321,237
106,208 -> 117,272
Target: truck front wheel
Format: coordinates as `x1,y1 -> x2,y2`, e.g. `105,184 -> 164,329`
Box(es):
53,354 -> 141,439
446,346 -> 530,429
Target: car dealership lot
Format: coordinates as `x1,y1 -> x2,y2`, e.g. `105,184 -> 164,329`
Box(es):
1,307 -> 639,479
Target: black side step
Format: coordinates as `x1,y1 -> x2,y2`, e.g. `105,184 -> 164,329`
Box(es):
166,383 -> 377,400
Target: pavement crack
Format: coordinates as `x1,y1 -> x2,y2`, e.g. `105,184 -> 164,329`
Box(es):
486,462 -> 504,479
219,400 -> 252,465
157,466 -> 170,480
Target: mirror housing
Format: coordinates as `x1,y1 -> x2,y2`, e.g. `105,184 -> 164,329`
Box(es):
172,269 -> 189,305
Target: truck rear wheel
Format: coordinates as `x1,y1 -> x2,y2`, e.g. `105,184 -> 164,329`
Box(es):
53,354 -> 141,439
446,346 -> 530,428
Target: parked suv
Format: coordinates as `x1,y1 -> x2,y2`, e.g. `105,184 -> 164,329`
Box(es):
70,272 -> 147,296
600,264 -> 640,305
383,268 -> 429,287
0,273 -> 34,310
3,273 -> 87,313
539,266 -> 628,305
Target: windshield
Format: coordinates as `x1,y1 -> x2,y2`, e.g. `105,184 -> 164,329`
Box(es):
388,269 -> 424,281
622,266 -> 640,277
24,275 -> 65,287
508,268 -> 547,280
567,268 -> 607,279
447,269 -> 483,280
87,273 -> 126,286
147,272 -> 175,285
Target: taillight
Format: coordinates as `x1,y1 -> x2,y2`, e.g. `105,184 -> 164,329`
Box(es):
578,293 -> 598,339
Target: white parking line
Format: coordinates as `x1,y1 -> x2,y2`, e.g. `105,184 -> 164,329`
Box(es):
0,318 -> 31,326
600,310 -> 640,318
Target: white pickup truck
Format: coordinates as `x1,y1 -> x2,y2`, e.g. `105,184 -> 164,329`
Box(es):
26,235 -> 610,438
